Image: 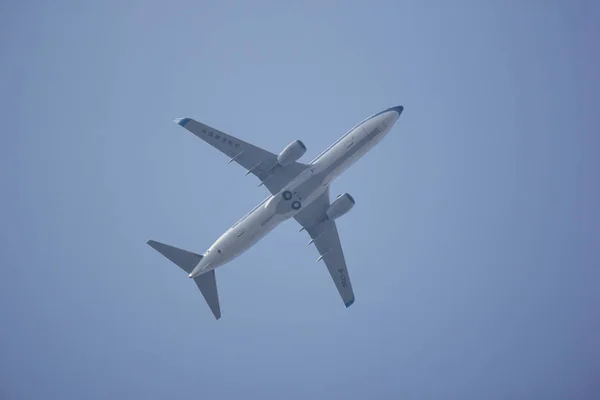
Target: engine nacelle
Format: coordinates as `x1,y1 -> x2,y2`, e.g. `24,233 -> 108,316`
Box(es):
277,140 -> 306,166
326,193 -> 355,220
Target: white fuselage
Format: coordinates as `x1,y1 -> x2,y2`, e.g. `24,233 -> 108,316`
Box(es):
189,107 -> 402,278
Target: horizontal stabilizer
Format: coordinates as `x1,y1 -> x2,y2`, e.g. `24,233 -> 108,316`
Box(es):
194,270 -> 221,319
147,240 -> 221,319
147,240 -> 202,274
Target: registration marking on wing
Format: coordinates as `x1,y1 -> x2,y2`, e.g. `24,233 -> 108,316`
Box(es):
338,268 -> 348,288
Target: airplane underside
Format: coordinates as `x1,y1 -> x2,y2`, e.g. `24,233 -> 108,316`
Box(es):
147,105 -> 404,319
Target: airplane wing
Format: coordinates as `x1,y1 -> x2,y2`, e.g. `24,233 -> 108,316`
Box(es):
294,188 -> 355,307
174,118 -> 308,194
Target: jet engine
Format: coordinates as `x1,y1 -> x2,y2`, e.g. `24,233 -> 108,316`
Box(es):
277,140 -> 307,166
326,193 -> 355,220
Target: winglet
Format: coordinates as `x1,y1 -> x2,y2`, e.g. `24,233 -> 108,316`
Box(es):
345,297 -> 355,308
173,117 -> 191,127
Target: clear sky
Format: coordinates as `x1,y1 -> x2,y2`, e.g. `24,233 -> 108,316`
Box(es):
1,1 -> 599,398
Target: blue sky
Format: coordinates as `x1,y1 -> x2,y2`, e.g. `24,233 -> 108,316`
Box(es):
1,1 -> 599,398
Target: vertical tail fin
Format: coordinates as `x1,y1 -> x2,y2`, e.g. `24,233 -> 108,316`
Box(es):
147,240 -> 221,319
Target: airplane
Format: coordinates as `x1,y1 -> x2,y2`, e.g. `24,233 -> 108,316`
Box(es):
147,105 -> 404,319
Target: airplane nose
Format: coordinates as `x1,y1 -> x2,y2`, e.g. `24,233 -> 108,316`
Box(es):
391,105 -> 404,116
